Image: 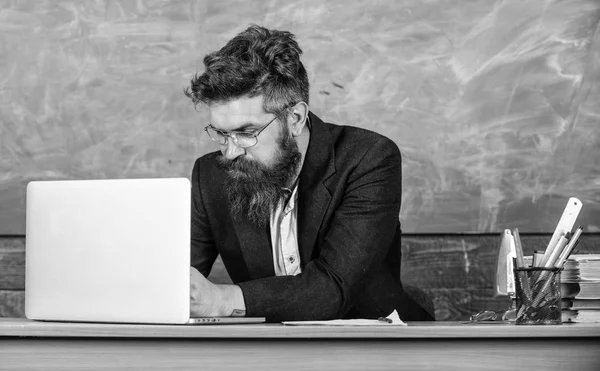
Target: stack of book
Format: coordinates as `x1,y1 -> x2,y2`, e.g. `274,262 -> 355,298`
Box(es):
560,254 -> 600,323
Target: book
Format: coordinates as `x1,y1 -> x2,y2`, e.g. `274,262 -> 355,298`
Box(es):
561,254 -> 600,282
560,298 -> 573,309
560,282 -> 600,299
561,283 -> 580,298
561,309 -> 600,323
575,282 -> 600,299
570,299 -> 600,310
575,254 -> 600,281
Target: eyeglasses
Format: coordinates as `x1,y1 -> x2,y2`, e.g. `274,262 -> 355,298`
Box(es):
467,308 -> 516,323
204,109 -> 285,148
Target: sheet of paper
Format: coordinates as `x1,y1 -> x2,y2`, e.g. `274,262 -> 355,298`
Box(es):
282,310 -> 407,326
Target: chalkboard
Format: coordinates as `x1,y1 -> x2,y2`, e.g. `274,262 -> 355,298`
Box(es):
1,0 -> 599,234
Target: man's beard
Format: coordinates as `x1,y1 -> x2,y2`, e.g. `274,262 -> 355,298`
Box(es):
217,126 -> 302,227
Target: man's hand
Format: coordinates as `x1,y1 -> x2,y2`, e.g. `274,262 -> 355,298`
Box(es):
190,267 -> 246,317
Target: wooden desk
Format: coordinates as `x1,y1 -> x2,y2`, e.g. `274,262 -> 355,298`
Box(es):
1,318 -> 599,370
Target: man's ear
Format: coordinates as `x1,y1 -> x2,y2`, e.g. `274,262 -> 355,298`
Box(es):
288,102 -> 309,137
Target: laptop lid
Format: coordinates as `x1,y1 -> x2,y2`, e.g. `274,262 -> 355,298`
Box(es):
25,178 -> 192,324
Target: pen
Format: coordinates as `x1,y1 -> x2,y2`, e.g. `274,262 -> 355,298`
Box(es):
541,231 -> 571,268
555,226 -> 583,268
378,317 -> 392,323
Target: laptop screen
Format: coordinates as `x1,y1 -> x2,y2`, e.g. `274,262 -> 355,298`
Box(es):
25,178 -> 192,324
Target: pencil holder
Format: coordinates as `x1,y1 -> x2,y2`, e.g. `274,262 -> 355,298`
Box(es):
513,267 -> 562,325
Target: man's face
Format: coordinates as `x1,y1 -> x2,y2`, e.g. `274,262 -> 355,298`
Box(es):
209,96 -> 283,168
208,96 -> 302,225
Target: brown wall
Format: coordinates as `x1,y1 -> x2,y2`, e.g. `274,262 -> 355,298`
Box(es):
3,234 -> 599,321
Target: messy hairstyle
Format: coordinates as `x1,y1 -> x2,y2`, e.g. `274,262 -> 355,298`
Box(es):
184,24 -> 310,116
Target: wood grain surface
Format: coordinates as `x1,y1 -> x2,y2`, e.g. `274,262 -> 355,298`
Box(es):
2,339 -> 598,371
2,318 -> 600,338
1,321 -> 600,371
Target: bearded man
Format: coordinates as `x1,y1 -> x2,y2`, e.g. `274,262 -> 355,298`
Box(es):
184,25 -> 433,322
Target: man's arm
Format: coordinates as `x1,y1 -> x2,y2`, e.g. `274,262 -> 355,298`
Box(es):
190,159 -> 219,277
190,267 -> 246,317
190,159 -> 246,317
238,137 -> 402,321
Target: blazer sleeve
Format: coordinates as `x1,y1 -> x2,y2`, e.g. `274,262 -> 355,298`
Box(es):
238,137 -> 402,321
190,158 -> 219,277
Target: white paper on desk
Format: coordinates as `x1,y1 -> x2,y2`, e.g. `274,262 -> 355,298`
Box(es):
282,310 -> 407,326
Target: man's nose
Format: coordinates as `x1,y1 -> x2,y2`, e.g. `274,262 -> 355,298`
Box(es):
221,137 -> 245,160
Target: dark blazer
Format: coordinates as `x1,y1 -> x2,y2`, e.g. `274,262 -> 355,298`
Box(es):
191,112 -> 432,322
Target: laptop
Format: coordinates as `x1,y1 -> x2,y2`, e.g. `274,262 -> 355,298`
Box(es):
25,177 -> 265,325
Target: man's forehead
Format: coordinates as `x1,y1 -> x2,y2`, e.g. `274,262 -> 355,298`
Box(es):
209,96 -> 267,124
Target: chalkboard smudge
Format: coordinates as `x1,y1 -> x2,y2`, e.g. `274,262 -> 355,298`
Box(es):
331,81 -> 344,89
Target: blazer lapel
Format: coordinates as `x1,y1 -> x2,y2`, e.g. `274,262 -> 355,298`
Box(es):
231,112 -> 335,277
297,112 -> 336,267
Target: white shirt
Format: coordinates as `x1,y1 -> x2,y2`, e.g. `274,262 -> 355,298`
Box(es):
269,183 -> 301,276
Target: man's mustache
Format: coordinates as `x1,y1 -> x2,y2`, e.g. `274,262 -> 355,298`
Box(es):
218,156 -> 260,172
217,155 -> 275,182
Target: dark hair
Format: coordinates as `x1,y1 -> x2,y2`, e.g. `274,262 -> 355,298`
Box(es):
184,25 -> 309,115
